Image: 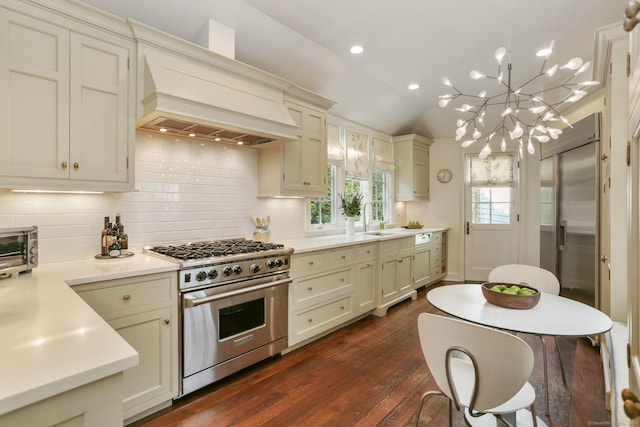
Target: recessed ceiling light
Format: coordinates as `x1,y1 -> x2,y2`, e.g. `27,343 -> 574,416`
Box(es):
350,45 -> 364,54
237,141 -> 244,145
214,137 -> 221,141
188,133 -> 196,137
159,127 -> 168,132
409,83 -> 420,90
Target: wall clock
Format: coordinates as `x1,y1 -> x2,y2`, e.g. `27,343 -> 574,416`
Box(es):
437,168 -> 453,183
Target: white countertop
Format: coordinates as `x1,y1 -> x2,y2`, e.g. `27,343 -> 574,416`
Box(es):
279,227 -> 449,253
0,254 -> 178,416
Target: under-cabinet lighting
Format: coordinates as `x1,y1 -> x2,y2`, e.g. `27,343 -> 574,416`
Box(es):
408,83 -> 420,90
11,189 -> 104,194
350,45 -> 364,54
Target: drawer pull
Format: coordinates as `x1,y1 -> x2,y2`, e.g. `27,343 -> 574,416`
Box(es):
398,259 -> 404,263
366,250 -> 371,253
340,278 -> 345,282
164,319 -> 170,325
341,255 -> 346,259
309,261 -> 314,266
308,287 -> 313,291
307,318 -> 313,323
122,294 -> 131,301
340,306 -> 345,310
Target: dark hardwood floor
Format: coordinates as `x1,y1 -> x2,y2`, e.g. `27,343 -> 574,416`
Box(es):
131,283 -> 610,427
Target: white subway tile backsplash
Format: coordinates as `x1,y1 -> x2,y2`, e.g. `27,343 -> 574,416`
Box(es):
0,131 -> 309,263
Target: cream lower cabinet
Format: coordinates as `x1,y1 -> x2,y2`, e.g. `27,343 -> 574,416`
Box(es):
75,272 -> 178,424
354,243 -> 378,313
289,246 -> 355,346
413,243 -> 433,289
374,236 -> 417,316
413,231 -> 448,289
0,0 -> 135,191
289,242 -> 380,347
0,373 -> 124,427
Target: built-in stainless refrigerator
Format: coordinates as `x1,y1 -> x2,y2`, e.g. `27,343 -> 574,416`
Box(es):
540,113 -> 600,308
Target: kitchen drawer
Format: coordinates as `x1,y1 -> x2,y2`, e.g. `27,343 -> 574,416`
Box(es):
432,244 -> 441,256
78,276 -> 173,315
432,232 -> 442,244
327,247 -> 355,265
356,243 -> 378,261
381,237 -> 414,255
291,251 -> 328,276
293,295 -> 353,338
292,267 -> 353,306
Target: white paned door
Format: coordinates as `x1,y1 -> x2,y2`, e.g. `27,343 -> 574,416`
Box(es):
464,154 -> 519,281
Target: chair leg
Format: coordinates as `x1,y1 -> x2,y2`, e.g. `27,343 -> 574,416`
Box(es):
554,336 -> 567,386
530,403 -> 539,427
414,390 -> 445,427
538,335 -> 551,416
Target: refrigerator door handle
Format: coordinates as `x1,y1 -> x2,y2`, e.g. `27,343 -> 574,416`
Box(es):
559,220 -> 567,251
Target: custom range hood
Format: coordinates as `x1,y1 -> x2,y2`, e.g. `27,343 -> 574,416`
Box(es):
132,21 -> 299,147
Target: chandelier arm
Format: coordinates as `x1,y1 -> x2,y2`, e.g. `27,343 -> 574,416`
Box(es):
538,57 -> 549,76
519,73 -> 547,91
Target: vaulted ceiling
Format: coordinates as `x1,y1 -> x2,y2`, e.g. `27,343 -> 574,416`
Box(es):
82,0 -> 625,139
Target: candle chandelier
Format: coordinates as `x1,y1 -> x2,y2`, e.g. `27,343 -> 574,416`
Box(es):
438,41 -> 599,159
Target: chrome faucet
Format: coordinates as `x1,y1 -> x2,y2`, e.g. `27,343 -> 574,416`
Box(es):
363,202 -> 371,232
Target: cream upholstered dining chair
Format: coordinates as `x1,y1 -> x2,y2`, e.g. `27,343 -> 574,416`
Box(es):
488,263 -> 566,416
415,313 -> 538,427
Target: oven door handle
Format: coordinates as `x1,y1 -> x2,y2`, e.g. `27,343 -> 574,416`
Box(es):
184,277 -> 292,308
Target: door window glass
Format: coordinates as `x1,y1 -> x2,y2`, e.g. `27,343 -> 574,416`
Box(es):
471,186 -> 511,224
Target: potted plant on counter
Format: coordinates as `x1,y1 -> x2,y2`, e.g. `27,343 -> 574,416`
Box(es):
339,192 -> 363,235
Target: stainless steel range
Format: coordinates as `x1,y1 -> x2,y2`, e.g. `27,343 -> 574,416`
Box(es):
144,238 -> 293,397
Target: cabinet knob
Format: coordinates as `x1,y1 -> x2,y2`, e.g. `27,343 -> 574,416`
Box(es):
61,162 -> 68,169
307,287 -> 313,291
602,154 -> 608,161
601,255 -> 608,263
309,261 -> 314,266
164,319 -> 170,325
340,306 -> 345,310
398,259 -> 404,263
340,278 -> 345,282
73,162 -> 79,169
122,294 -> 131,301
341,255 -> 346,259
307,318 -> 313,323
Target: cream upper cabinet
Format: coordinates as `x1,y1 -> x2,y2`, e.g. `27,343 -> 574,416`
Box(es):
393,134 -> 432,201
258,91 -> 334,197
0,1 -> 135,191
282,101 -> 327,195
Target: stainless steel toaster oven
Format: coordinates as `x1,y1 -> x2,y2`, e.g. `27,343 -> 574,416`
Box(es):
0,226 -> 38,278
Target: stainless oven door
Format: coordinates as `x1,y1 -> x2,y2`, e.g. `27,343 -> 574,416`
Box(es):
182,274 -> 290,378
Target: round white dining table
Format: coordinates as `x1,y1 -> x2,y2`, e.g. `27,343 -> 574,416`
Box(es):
427,283 -> 612,338
427,283 -> 612,424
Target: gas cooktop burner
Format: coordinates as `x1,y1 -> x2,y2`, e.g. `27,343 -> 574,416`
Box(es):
150,239 -> 285,260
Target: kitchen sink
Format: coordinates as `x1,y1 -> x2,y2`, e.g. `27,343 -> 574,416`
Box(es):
363,231 -> 394,236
